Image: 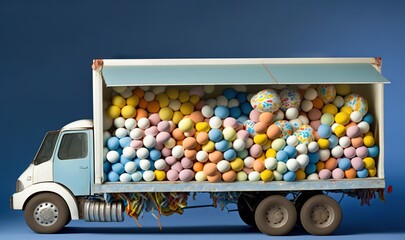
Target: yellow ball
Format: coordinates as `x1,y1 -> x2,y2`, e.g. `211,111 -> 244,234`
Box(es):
202,141 -> 215,152
334,125 -> 346,137
166,87 -> 179,100
178,118 -> 194,132
266,148 -> 277,158
196,122 -> 210,132
260,169 -> 274,182
178,90 -> 190,103
296,169 -> 306,180
316,161 -> 325,172
189,95 -> 200,105
340,106 -> 353,115
363,157 -> 375,169
368,167 -> 377,177
159,107 -> 174,121
317,138 -> 330,149
155,93 -> 170,107
121,105 -> 137,118
112,95 -> 126,108
154,170 -> 166,181
335,112 -> 350,125
335,84 -> 351,96
172,111 -> 184,124
107,105 -> 121,118
364,132 -> 374,137
126,95 -> 139,107
363,136 -> 375,147
230,158 -> 244,172
322,104 -> 338,116
180,102 -> 195,115
254,134 -> 268,145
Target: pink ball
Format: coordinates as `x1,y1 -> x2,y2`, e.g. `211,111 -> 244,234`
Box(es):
181,157 -> 194,169
165,156 -> 177,165
223,117 -> 239,128
343,147 -> 356,158
243,167 -> 253,174
169,121 -> 176,132
237,130 -> 249,140
319,169 -> 332,180
167,169 -> 179,181
249,110 -> 261,123
195,100 -> 206,110
351,157 -> 364,170
347,126 -> 361,138
144,126 -> 159,136
309,120 -> 321,131
356,146 -> 368,158
156,132 -> 171,144
155,142 -> 163,150
189,86 -> 205,97
171,162 -> 184,173
148,113 -> 161,126
308,108 -> 322,121
179,169 -> 195,182
130,140 -> 143,149
161,148 -> 172,157
157,121 -> 171,132
249,144 -> 263,158
332,168 -> 345,179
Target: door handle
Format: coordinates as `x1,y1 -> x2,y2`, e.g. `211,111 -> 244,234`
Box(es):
80,165 -> 88,169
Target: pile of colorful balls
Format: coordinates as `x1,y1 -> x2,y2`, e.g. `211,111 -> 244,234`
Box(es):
103,84 -> 379,183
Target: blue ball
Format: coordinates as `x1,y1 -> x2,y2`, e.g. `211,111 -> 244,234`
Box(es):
229,107 -> 242,119
214,106 -> 230,119
305,163 -> 317,175
237,115 -> 248,124
224,149 -> 237,161
236,92 -> 248,103
276,150 -> 289,162
357,168 -> 369,178
338,158 -> 351,171
318,124 -> 332,138
108,171 -> 119,182
149,149 -> 161,161
112,163 -> 125,174
119,137 -> 132,148
237,149 -> 249,158
215,140 -> 231,152
209,128 -> 223,142
103,161 -> 111,173
116,148 -> 123,155
283,171 -> 296,181
283,145 -> 297,158
241,102 -> 253,115
363,113 -> 374,125
223,88 -> 238,99
328,135 -> 338,149
107,137 -> 120,150
134,158 -> 141,168
120,155 -> 131,165
308,152 -> 320,163
368,145 -> 379,158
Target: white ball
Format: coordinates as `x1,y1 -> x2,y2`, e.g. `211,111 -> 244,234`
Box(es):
106,151 -> 120,163
131,171 -> 143,182
274,111 -> 284,121
139,159 -> 151,171
286,158 -> 300,172
319,149 -> 330,161
286,108 -> 299,120
304,88 -> 317,100
273,170 -> 284,181
298,84 -> 311,90
137,118 -> 150,130
264,157 -> 277,170
143,170 -> 155,182
297,154 -> 309,168
103,131 -> 111,145
217,160 -> 230,173
201,105 -> 214,118
308,142 -> 319,153
152,86 -> 166,95
139,86 -> 150,91
331,146 -> 344,158
358,121 -> 370,133
204,85 -> 215,94
125,118 -> 137,130
115,128 -> 128,139
216,96 -> 228,106
296,143 -> 308,155
144,91 -> 155,102
196,151 -> 209,163
172,145 -> 185,159
233,139 -> 246,152
137,148 -> 149,159
248,171 -> 261,181
298,115 -> 310,125
168,99 -> 181,111
332,95 -> 344,108
119,173 -> 132,182
164,138 -> 176,149
195,171 -> 207,182
236,171 -> 248,181
125,161 -> 137,173
244,156 -> 255,168
122,147 -> 136,159
350,111 -> 363,123
114,117 -> 125,128
143,135 -> 156,148
228,99 -> 239,108
113,86 -> 127,93
120,89 -> 133,98
339,136 -> 351,148
286,135 -> 299,146
209,116 -> 222,129
307,173 -> 319,180
154,159 -> 167,170
206,99 -> 217,109
103,147 -> 109,161
301,100 -> 313,112
277,162 -> 288,174
130,128 -> 143,140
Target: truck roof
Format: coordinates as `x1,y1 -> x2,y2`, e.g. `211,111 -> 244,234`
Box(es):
62,119 -> 93,131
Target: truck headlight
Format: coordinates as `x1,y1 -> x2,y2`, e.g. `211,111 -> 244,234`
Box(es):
16,180 -> 24,192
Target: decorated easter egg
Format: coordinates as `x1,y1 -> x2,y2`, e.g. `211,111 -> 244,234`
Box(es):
279,88 -> 301,111
274,120 -> 293,139
317,84 -> 336,103
250,89 -> 281,113
344,93 -> 368,117
293,125 -> 315,144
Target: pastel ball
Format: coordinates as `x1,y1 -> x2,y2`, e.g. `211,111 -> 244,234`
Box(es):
139,159 -> 151,171
286,108 -> 299,120
214,106 -> 230,119
172,145 -> 185,159
296,143 -> 308,155
308,152 -> 320,163
317,84 -> 336,103
319,149 -> 331,161
331,146 -> 344,158
356,146 -> 368,158
119,173 -> 132,182
320,113 -> 335,126
283,171 -> 296,181
297,154 -> 310,168
107,137 -> 120,150
166,169 -> 179,181
195,171 -> 207,182
122,147 -> 136,159
286,158 -> 300,171
230,158 -> 244,171
115,128 -> 128,139
332,168 -> 345,179
319,169 -> 332,180
196,151 -> 209,163
178,118 -> 194,133
209,116 -> 223,129
347,126 -> 361,138
217,160 -> 231,173
244,157 -> 255,168
339,136 -> 351,148
114,117 -> 125,128
149,149 -> 161,161
233,139 -> 246,152
271,138 -> 286,151
363,135 -> 375,147
286,135 -> 299,147
363,113 -> 374,125
129,128 -> 143,140
112,163 -> 125,174
318,124 -> 332,138
368,145 -> 379,158
137,118 -> 150,129
351,157 -> 364,171
224,149 -> 237,161
136,148 -> 149,159
236,171 -> 248,181
343,147 -> 356,158
305,163 -> 317,175
106,151 -> 120,163
350,111 -> 363,123
241,102 -> 253,115
108,171 -> 120,182
131,171 -> 143,182
283,145 -> 296,158
308,142 -> 319,153
304,88 -> 318,100
264,157 -> 278,170
142,170 -> 155,182
301,99 -> 313,112
143,135 -> 156,149
338,158 -> 351,171
357,168 -> 369,178
249,144 -> 263,158
156,132 -> 171,145
248,171 -> 261,181
332,95 -> 345,108
154,159 -> 167,170
179,169 -> 195,182
276,162 -> 288,174
273,171 -> 283,181
363,157 -> 375,169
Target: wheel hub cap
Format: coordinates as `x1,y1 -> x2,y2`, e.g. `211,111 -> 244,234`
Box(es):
311,204 -> 331,225
34,202 -> 59,226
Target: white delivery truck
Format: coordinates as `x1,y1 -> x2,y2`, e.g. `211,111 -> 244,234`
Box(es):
11,58 -> 389,236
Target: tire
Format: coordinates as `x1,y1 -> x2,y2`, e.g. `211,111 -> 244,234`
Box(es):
254,195 -> 297,236
294,191 -> 322,225
24,193 -> 70,234
300,194 -> 342,235
237,196 -> 256,227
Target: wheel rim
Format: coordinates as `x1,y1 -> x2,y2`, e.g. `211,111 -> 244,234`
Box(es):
265,204 -> 288,227
310,204 -> 334,227
33,202 -> 59,226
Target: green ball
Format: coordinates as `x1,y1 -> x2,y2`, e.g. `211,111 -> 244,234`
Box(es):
320,113 -> 335,126
271,138 -> 286,151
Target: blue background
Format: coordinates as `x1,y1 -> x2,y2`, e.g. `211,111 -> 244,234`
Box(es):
1,0 -> 404,239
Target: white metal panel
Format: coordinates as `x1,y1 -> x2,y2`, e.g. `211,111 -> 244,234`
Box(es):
33,160 -> 53,183
61,119 -> 93,131
93,70 -> 104,184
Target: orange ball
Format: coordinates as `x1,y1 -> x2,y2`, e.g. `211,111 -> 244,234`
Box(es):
325,157 -> 338,171
259,112 -> 274,125
138,98 -> 148,109
133,88 -> 145,98
193,162 -> 204,172
203,163 -> 218,176
312,97 -> 324,109
135,108 -> 148,120
207,171 -> 221,183
345,168 -> 357,179
316,161 -> 325,172
182,137 -> 197,150
351,137 -> 364,148
208,151 -> 223,164
184,149 -> 197,160
266,124 -> 281,140
172,128 -> 185,141
196,132 -> 209,145
190,111 -> 204,123
146,100 -> 160,113
254,122 -> 268,134
253,159 -> 265,172
222,170 -> 237,182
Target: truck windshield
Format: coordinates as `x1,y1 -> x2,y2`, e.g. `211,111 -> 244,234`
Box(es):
33,131 -> 59,165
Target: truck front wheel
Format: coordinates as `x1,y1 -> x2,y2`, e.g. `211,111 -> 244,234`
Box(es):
24,193 -> 70,233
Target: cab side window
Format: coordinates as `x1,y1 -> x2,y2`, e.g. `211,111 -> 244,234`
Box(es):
58,133 -> 88,160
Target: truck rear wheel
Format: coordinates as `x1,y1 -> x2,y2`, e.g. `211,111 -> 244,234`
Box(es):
300,195 -> 342,235
254,195 -> 297,236
237,195 -> 256,227
24,193 -> 70,234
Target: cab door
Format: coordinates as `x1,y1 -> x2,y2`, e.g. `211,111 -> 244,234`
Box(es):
53,130 -> 92,196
